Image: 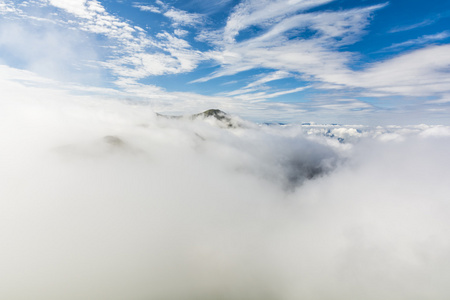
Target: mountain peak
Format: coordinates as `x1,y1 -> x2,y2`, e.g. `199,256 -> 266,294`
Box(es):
193,109 -> 228,120
157,109 -> 239,128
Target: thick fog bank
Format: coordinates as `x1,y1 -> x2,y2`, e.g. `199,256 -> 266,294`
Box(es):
1,97 -> 450,299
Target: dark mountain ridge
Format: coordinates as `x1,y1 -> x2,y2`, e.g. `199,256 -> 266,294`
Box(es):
157,109 -> 237,128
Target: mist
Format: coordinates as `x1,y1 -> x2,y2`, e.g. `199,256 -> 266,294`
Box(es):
2,95 -> 450,300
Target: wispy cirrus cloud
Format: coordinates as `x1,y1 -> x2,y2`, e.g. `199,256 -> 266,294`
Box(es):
380,31 -> 450,52
341,45 -> 450,97
196,4 -> 386,83
181,0 -> 234,15
245,71 -> 291,89
389,19 -> 436,33
222,0 -> 334,44
223,71 -> 292,97
193,1 -> 450,104
231,86 -> 309,102
316,98 -> 374,112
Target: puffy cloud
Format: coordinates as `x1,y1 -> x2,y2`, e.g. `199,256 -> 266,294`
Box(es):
0,0 -> 18,14
48,0 -> 104,19
164,8 -> 204,27
174,28 -> 189,37
133,4 -> 161,14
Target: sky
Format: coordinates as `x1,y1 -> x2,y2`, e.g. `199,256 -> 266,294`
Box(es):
1,0 -> 450,123
2,1 -> 450,298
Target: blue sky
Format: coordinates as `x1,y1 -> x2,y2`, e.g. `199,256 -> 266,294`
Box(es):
1,0 -> 450,124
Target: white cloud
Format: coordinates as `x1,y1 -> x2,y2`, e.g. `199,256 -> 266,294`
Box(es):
0,64 -> 126,101
426,94 -> 450,104
197,39 -> 352,83
25,1 -> 184,83
245,70 -> 291,88
1,1 -> 207,85
195,2 -> 450,102
133,4 -> 161,13
104,40 -> 203,79
196,4 -> 385,83
223,0 -> 334,44
174,28 -> 189,37
381,31 -> 450,52
232,86 -> 309,102
105,52 -> 182,77
183,0 -> 234,14
48,0 -> 105,19
103,31 -> 204,79
317,98 -> 373,111
2,79 -> 450,299
222,71 -> 291,97
0,0 -> 18,14
164,8 -> 204,27
389,19 -> 436,33
346,45 -> 450,97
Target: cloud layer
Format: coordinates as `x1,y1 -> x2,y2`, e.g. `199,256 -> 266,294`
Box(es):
2,84 -> 450,299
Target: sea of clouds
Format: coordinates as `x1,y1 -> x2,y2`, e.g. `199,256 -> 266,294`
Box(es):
2,95 -> 450,300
